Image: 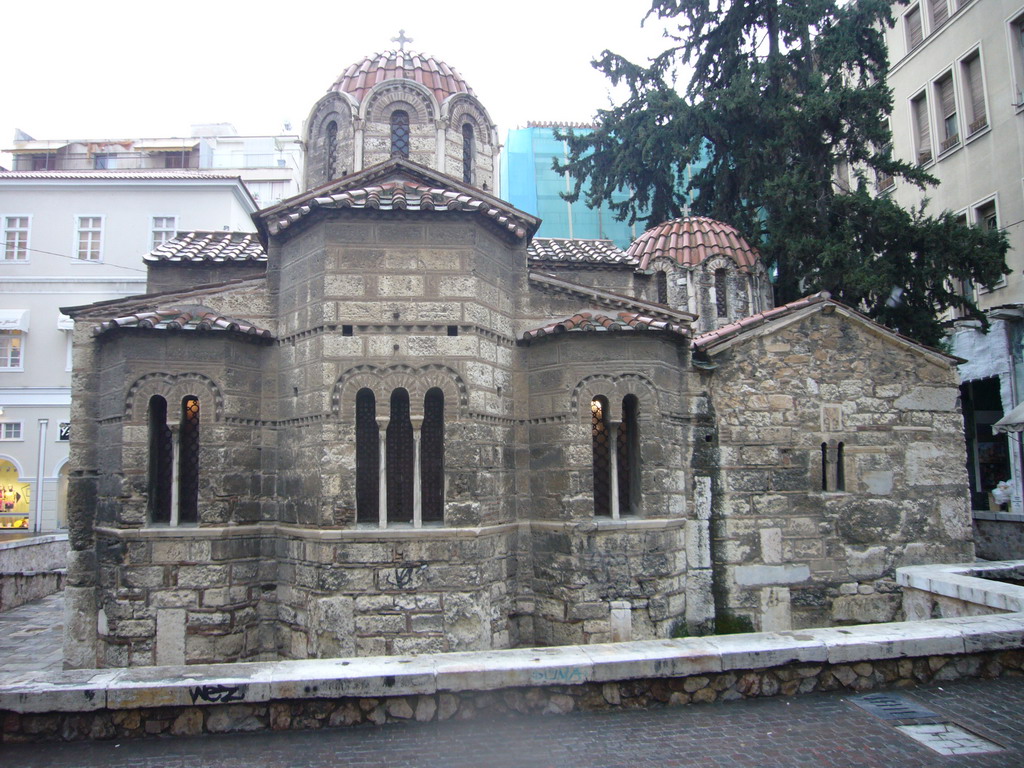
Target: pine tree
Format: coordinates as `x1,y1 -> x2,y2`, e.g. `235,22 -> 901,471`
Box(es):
556,0 -> 1007,346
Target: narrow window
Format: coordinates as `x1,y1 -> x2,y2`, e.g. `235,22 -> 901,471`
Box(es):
714,268 -> 729,317
76,216 -> 103,261
178,396 -> 200,523
386,388 -> 414,522
836,442 -> 846,492
0,332 -> 23,369
911,93 -> 932,164
905,5 -> 923,51
390,110 -> 410,159
935,73 -> 959,152
3,216 -> 29,261
325,120 -> 338,180
421,388 -> 445,523
618,395 -> 641,515
355,388 -> 379,524
462,123 -> 474,184
148,396 -> 172,524
821,443 -> 829,491
656,271 -> 668,304
962,53 -> 987,136
151,216 -> 177,250
592,397 -> 611,516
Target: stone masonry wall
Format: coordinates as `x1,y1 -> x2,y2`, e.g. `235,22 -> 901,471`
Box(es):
705,310 -> 973,631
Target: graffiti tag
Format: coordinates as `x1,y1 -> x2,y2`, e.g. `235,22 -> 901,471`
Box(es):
189,684 -> 246,704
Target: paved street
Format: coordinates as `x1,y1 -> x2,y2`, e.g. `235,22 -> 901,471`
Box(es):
1,676 -> 1022,767
0,592 -> 63,684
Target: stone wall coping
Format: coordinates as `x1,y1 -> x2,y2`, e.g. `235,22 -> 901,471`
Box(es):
897,560 -> 1024,613
4,611 -> 1024,715
0,534 -> 68,553
973,511 -> 1024,523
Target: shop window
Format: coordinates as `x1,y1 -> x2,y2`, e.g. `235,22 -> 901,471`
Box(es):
462,123 -> 474,184
0,459 -> 30,529
0,332 -> 23,370
960,378 -> 1010,510
391,110 -> 410,159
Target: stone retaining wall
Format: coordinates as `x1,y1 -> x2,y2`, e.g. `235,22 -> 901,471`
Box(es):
0,535 -> 69,612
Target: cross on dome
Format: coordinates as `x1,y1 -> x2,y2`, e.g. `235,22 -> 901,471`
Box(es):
391,29 -> 413,51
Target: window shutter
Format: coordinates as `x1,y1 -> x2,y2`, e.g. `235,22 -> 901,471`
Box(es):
907,7 -> 923,49
913,96 -> 931,162
939,76 -> 955,119
930,0 -> 948,28
966,56 -> 986,128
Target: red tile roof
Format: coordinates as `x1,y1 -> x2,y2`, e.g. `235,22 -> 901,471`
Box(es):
626,216 -> 762,272
144,231 -> 266,263
527,238 -> 635,265
331,51 -> 474,105
522,311 -> 689,341
92,306 -> 272,338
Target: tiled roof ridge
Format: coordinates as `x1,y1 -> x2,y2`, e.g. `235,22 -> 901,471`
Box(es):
62,276 -> 267,319
522,310 -> 689,341
528,237 -> 635,265
692,292 -> 830,349
92,305 -> 273,339
331,50 -> 475,104
528,271 -> 696,321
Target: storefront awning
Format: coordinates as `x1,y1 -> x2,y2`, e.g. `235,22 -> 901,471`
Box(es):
0,310 -> 29,331
993,401 -> 1024,434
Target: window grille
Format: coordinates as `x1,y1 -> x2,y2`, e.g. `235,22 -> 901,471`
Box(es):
391,110 -> 410,159
421,388 -> 445,522
462,123 -> 474,184
618,395 -> 640,515
326,121 -> 338,180
355,388 -> 379,523
656,272 -> 668,304
715,269 -> 729,317
148,396 -> 172,524
178,396 -> 200,523
386,388 -> 414,522
592,397 -> 611,516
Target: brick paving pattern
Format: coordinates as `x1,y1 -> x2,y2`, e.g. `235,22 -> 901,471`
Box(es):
0,592 -> 64,684
0,677 -> 1020,767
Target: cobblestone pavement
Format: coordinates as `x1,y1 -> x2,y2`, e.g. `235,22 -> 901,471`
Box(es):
1,677 -> 1021,767
0,592 -> 63,683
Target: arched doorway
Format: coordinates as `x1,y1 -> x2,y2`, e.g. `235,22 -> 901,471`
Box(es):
0,459 -> 31,529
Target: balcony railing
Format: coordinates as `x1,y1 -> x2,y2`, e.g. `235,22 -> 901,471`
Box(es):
13,152 -> 198,171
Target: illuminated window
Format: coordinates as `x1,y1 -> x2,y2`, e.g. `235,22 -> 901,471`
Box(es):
0,332 -> 23,369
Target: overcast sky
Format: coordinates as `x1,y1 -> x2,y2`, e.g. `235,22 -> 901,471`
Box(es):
0,0 -> 673,155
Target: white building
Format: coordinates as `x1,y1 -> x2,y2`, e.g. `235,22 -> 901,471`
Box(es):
6,123 -> 303,208
0,170 -> 257,531
885,0 -> 1024,548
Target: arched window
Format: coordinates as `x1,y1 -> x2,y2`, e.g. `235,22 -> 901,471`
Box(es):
618,395 -> 640,515
656,271 -> 668,304
386,388 -> 414,522
592,396 -> 611,517
461,123 -> 474,184
148,395 -> 172,524
836,442 -> 846,492
422,388 -> 445,522
391,110 -> 410,159
714,268 -> 728,317
178,396 -> 200,524
325,120 -> 338,180
355,388 -> 379,523
820,442 -> 829,492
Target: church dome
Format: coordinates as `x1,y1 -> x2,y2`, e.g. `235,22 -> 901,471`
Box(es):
330,51 -> 476,105
626,216 -> 762,272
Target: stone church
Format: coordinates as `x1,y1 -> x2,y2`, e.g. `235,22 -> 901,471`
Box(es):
62,50 -> 972,669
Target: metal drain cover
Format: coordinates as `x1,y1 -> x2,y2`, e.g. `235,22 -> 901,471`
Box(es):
850,693 -> 940,721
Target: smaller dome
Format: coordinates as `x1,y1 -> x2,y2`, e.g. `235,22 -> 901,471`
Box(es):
626,216 -> 761,272
331,51 -> 475,105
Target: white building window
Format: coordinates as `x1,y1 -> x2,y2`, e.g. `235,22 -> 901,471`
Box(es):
911,92 -> 932,164
905,5 -> 923,51
975,199 -> 1005,291
151,216 -> 177,250
3,216 -> 29,261
76,216 -> 103,261
961,51 -> 987,136
0,332 -> 23,369
928,0 -> 949,31
935,72 -> 959,153
0,423 -> 22,441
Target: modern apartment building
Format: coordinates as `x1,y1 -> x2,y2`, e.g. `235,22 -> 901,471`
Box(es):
885,0 -> 1024,537
0,171 -> 257,531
